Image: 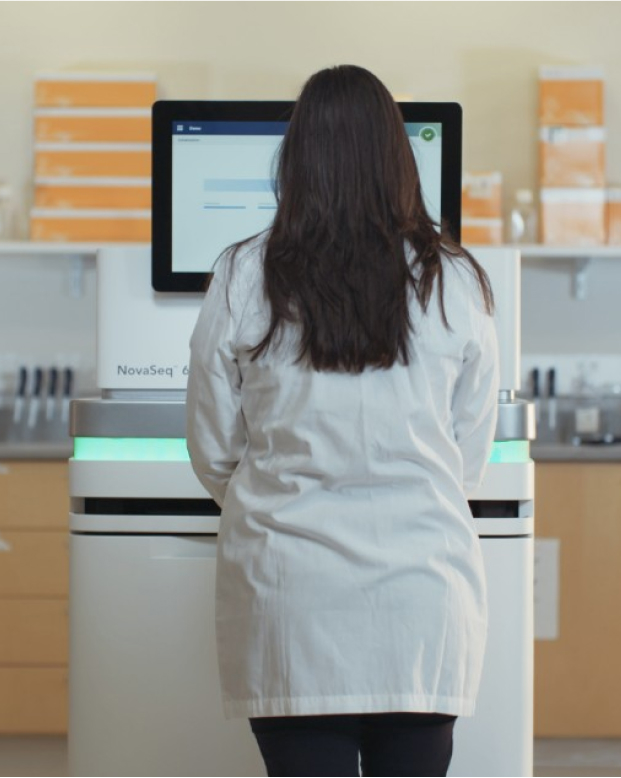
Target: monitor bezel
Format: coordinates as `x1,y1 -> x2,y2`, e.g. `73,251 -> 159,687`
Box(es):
151,99 -> 462,293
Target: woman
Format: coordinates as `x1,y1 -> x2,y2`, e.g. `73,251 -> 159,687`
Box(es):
187,65 -> 499,778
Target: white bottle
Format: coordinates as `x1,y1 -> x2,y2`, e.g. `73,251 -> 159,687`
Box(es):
510,189 -> 537,243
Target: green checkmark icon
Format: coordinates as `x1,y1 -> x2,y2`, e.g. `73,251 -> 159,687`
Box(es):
420,127 -> 436,142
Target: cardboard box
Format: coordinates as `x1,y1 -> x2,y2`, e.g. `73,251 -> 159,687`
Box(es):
35,72 -> 157,108
539,127 -> 605,187
607,188 -> 621,245
30,208 -> 150,242
35,108 -> 151,143
540,188 -> 606,245
462,217 -> 503,246
462,172 -> 502,219
35,143 -> 151,178
539,66 -> 604,126
34,178 -> 151,210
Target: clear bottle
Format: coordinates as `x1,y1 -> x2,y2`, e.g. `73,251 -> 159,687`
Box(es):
510,189 -> 538,243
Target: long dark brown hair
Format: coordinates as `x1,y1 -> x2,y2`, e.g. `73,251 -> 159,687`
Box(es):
236,65 -> 493,373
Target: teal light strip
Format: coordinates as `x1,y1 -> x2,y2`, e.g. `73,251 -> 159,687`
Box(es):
74,437 -> 190,462
75,437 -> 530,464
488,440 -> 530,464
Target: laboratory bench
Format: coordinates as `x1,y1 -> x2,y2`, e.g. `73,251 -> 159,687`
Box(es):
532,441 -> 621,461
0,442 -> 72,460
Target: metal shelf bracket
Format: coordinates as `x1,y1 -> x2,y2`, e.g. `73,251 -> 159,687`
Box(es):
572,257 -> 592,301
69,255 -> 84,298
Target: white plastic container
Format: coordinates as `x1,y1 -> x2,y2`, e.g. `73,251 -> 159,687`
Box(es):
510,189 -> 538,243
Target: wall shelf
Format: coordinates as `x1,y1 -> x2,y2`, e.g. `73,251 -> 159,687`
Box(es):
0,240 -> 148,257
503,244 -> 621,300
2,240 -> 618,260
515,244 -> 621,260
2,241 -> 620,299
0,241 -> 147,297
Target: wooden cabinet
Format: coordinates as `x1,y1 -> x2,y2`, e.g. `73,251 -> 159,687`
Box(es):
1,460 -> 69,528
0,600 -> 68,664
0,668 -> 68,733
0,460 -> 69,733
535,461 -> 621,737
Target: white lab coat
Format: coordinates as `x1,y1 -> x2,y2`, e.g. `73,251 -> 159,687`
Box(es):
186,236 -> 499,720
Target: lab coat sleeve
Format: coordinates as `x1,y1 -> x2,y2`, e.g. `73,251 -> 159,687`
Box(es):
452,310 -> 500,495
186,261 -> 246,507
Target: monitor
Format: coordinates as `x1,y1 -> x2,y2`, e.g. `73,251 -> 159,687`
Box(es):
152,100 -> 462,292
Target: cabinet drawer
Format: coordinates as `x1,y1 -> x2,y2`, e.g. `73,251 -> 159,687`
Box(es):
0,461 -> 69,529
0,531 -> 68,597
0,599 -> 68,664
535,462 -> 621,736
0,667 -> 67,733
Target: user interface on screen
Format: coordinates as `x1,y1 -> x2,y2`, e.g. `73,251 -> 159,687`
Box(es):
171,121 -> 286,274
171,121 -> 443,276
152,102 -> 461,292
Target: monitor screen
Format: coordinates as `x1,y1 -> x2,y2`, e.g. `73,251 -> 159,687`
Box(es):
152,100 -> 462,292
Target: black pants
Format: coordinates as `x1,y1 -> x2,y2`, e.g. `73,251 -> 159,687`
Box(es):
250,712 -> 457,777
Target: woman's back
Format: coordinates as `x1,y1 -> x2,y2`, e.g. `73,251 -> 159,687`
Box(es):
187,235 -> 499,718
228,237 -> 494,497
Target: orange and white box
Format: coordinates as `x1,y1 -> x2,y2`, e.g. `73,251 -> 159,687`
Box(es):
35,143 -> 151,178
34,177 -> 151,210
30,208 -> 151,243
35,108 -> 151,144
539,127 -> 606,187
539,66 -> 604,126
462,172 -> 502,219
607,188 -> 621,245
462,217 -> 503,246
540,188 -> 606,246
35,72 -> 157,108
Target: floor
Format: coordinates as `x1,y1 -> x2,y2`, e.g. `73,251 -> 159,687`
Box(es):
0,738 -> 621,777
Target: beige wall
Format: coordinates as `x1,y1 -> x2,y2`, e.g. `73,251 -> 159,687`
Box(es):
1,1 -> 620,236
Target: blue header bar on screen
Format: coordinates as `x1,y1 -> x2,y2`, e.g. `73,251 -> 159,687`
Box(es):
172,120 -> 442,140
173,121 -> 289,135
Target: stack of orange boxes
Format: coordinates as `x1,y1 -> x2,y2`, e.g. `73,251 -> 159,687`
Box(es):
539,66 -> 607,245
30,72 -> 156,243
461,171 -> 503,245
